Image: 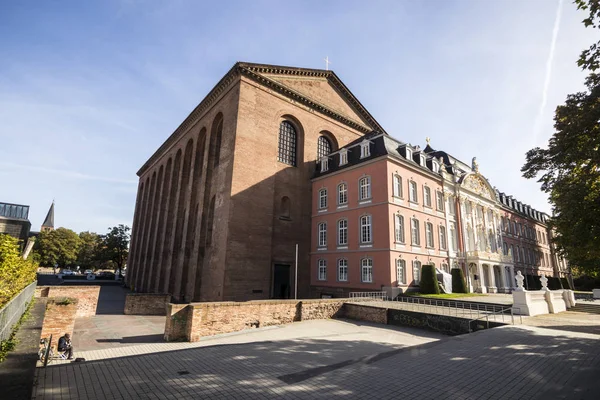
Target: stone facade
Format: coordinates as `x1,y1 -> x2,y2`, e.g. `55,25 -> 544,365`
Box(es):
343,303 -> 388,324
124,293 -> 170,315
36,286 -> 100,318
127,62 -> 383,303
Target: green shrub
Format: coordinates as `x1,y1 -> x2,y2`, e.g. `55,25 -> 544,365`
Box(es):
548,277 -> 561,290
420,265 -> 440,294
0,234 -> 38,309
451,268 -> 468,293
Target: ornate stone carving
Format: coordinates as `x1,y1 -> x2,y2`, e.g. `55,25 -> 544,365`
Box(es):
515,271 -> 525,291
463,175 -> 492,199
472,157 -> 479,172
540,274 -> 549,291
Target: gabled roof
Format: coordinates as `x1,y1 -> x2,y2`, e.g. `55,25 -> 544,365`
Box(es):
138,62 -> 386,176
41,202 -> 54,229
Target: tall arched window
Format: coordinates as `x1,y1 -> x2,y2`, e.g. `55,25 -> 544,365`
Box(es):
318,222 -> 327,247
413,260 -> 422,284
394,214 -> 405,243
396,259 -> 406,285
338,219 -> 348,245
317,136 -> 333,159
411,218 -> 420,245
277,121 -> 297,166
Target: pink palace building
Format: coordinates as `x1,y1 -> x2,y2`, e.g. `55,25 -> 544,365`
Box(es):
310,133 -> 570,298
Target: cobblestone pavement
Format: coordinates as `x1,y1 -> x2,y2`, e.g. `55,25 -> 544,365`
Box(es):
521,310 -> 600,335
32,319 -> 600,399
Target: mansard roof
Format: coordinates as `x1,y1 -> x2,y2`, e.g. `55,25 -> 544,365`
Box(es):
138,62 -> 386,176
313,133 -> 443,179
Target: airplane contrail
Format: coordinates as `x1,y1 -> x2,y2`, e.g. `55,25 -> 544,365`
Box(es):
533,0 -> 563,143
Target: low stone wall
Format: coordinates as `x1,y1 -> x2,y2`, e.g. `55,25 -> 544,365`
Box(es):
165,299 -> 349,342
36,286 -> 100,318
344,303 -> 388,324
40,298 -> 78,347
124,293 -> 170,315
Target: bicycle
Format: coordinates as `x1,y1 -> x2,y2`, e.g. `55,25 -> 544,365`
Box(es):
38,336 -> 67,365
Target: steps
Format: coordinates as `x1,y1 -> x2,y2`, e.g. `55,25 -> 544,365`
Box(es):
570,303 -> 600,314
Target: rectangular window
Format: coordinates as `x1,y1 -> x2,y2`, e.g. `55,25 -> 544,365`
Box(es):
450,223 -> 457,251
361,258 -> 373,282
394,214 -> 405,243
439,226 -> 447,250
338,219 -> 348,245
426,222 -> 434,248
360,215 -> 372,243
393,175 -> 402,197
318,223 -> 327,247
319,189 -> 327,209
396,259 -> 406,285
360,142 -> 370,158
339,150 -> 348,166
436,191 -> 444,211
320,157 -> 328,172
409,181 -> 418,203
424,186 -> 431,207
338,259 -> 348,281
448,197 -> 456,215
318,260 -> 327,281
413,261 -> 421,284
359,177 -> 371,200
338,183 -> 348,205
411,218 -> 420,245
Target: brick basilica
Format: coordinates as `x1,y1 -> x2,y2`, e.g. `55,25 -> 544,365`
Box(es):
126,62 -> 569,302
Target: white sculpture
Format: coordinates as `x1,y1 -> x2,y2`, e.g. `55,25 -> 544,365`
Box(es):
515,271 -> 525,291
472,157 -> 479,172
540,273 -> 549,291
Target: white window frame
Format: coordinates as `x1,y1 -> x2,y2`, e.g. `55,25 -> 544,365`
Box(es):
409,181 -> 418,203
319,188 -> 327,209
394,214 -> 405,243
393,174 -> 402,198
439,225 -> 447,250
360,141 -> 370,158
423,186 -> 432,207
359,176 -> 371,200
339,149 -> 348,166
337,219 -> 348,246
396,259 -> 406,285
448,196 -> 456,215
413,261 -> 421,284
338,183 -> 348,205
338,259 -> 348,282
425,222 -> 434,248
360,215 -> 372,243
406,148 -> 412,160
318,222 -> 327,247
318,259 -> 327,281
320,156 -> 329,173
361,258 -> 373,283
411,218 -> 420,246
436,191 -> 444,211
450,223 -> 457,251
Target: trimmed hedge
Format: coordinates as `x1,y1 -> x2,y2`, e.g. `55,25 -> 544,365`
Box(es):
420,265 -> 440,294
525,274 -> 542,290
451,268 -> 469,293
573,275 -> 600,291
548,277 -> 561,290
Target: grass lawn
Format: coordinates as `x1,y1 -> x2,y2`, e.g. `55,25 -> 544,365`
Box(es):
406,292 -> 486,299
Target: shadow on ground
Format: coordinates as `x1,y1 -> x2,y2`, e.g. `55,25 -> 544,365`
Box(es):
34,325 -> 600,399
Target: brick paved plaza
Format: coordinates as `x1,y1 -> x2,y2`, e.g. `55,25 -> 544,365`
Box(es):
32,318 -> 600,399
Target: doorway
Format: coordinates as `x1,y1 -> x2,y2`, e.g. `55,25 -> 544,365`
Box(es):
273,264 -> 291,299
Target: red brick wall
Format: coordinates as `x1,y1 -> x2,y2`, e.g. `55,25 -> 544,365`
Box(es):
36,286 -> 100,317
164,298 -> 376,342
40,298 -> 78,349
124,293 -> 170,315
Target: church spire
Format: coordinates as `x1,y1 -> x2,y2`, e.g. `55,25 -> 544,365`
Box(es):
41,201 -> 55,232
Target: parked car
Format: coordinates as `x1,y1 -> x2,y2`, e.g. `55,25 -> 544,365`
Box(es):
96,271 -> 115,280
84,269 -> 93,275
60,269 -> 75,276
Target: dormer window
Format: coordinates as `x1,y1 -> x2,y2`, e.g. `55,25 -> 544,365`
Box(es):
432,161 -> 439,173
339,149 -> 348,166
420,155 -> 426,166
406,148 -> 412,160
360,141 -> 370,158
320,156 -> 329,173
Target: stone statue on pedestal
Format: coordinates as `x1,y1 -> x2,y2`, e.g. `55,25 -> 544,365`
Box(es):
515,271 -> 525,291
540,273 -> 548,291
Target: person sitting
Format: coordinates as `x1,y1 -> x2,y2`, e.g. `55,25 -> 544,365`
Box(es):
58,333 -> 73,360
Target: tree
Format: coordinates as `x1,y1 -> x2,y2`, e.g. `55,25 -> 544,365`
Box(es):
419,265 -> 440,294
77,231 -> 102,270
98,225 -> 130,277
522,0 -> 600,274
34,228 -> 81,269
451,268 -> 469,294
0,234 -> 38,308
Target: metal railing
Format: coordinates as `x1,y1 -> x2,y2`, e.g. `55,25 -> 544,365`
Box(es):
349,291 -> 389,301
467,306 -> 522,332
348,295 -> 522,326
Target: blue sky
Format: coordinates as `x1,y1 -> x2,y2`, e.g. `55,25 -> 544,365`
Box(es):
0,0 -> 595,233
